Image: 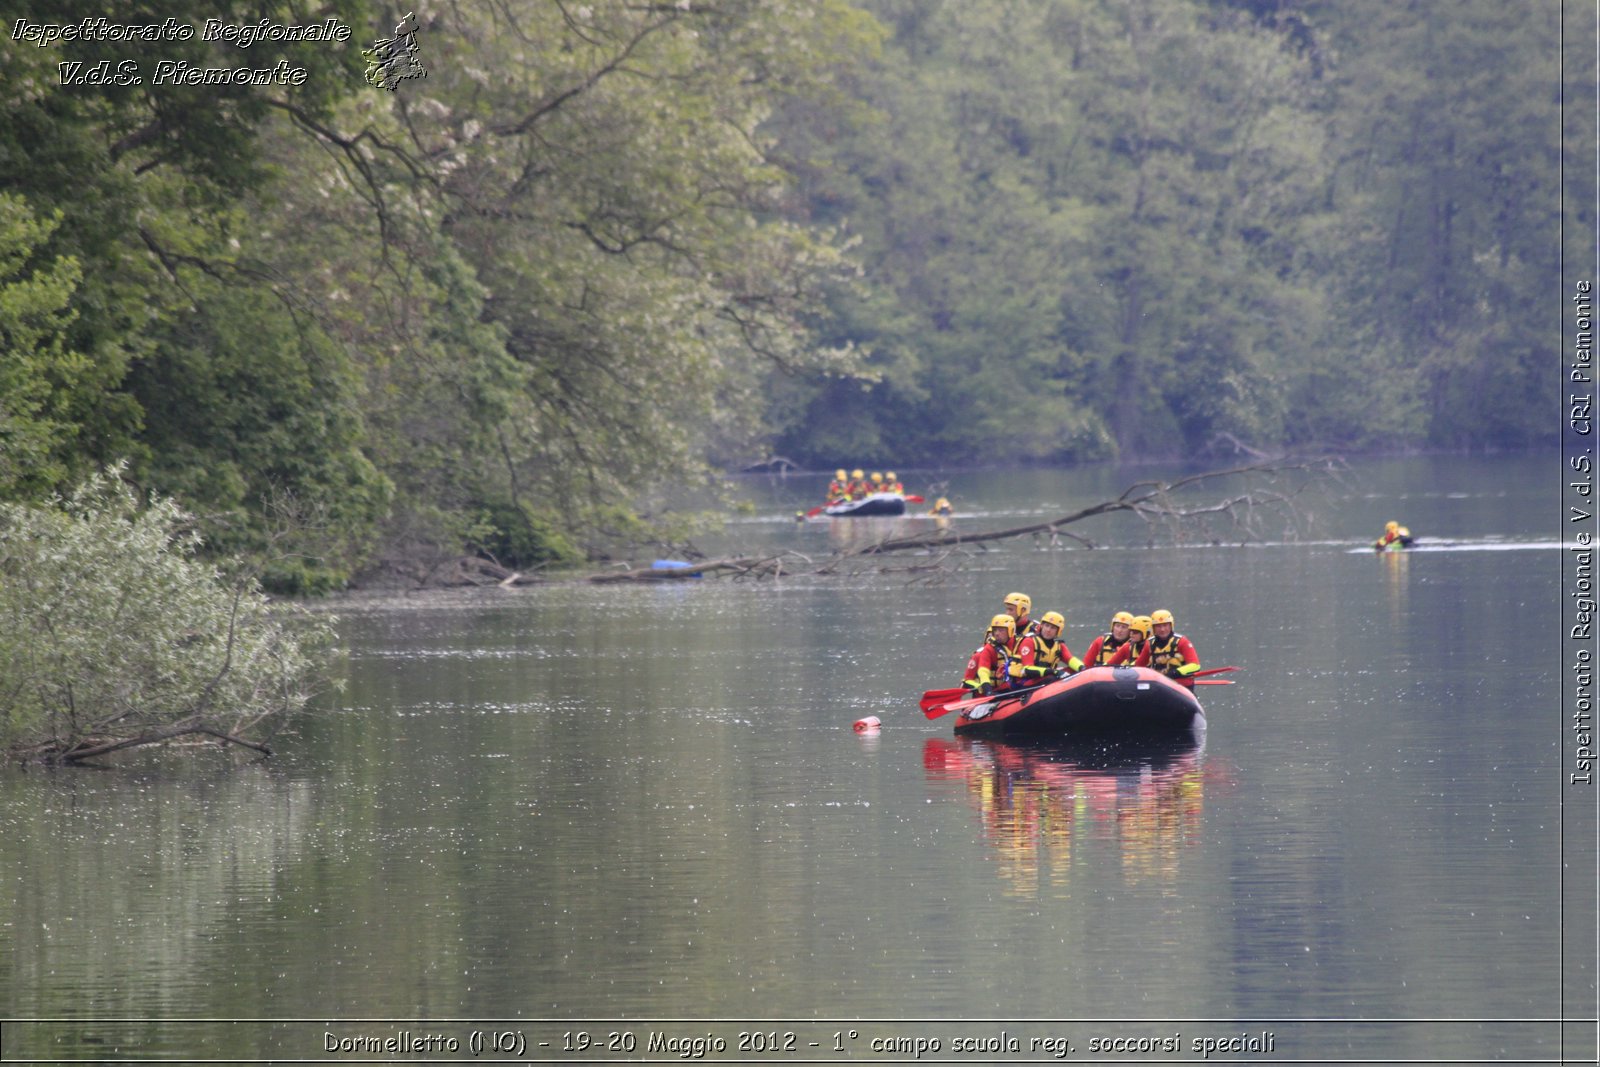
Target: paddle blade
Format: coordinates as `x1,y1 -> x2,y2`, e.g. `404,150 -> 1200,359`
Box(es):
904,494 -> 925,504
805,506 -> 824,518
918,686 -> 968,713
1190,665 -> 1239,678
927,691 -> 997,719
1193,678 -> 1234,686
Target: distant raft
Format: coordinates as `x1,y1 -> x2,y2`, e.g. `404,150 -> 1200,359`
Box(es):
822,492 -> 908,517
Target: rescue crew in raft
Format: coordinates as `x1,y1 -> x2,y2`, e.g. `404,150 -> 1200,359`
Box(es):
1132,608 -> 1201,687
1009,610 -> 1085,687
963,614 -> 1020,697
1002,592 -> 1036,639
883,471 -> 905,494
1373,520 -> 1413,551
1083,611 -> 1135,667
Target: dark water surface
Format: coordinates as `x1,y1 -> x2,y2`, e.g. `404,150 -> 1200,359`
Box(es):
1,454 -> 1591,1063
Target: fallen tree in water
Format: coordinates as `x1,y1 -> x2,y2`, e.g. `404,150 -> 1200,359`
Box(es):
584,458 -> 1344,582
375,459 -> 1341,586
838,459 -> 1342,556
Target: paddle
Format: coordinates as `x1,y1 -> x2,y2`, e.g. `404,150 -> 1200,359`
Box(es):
904,494 -> 925,504
924,690 -> 997,720
1190,665 -> 1239,678
918,686 -> 969,712
804,505 -> 825,518
1193,678 -> 1234,686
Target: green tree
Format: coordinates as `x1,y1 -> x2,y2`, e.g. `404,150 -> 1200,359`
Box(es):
1304,0 -> 1560,448
264,0 -> 879,566
0,468 -> 337,764
0,193 -> 88,498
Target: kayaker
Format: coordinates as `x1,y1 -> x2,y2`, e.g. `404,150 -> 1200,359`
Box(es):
1083,611 -> 1135,666
1107,615 -> 1151,666
884,471 -> 904,493
1373,520 -> 1413,551
827,469 -> 849,501
962,614 -> 1020,697
1009,610 -> 1085,687
1002,591 -> 1036,638
1133,608 -> 1202,687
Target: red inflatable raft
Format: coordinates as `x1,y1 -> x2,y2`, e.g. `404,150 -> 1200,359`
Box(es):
953,665 -> 1204,739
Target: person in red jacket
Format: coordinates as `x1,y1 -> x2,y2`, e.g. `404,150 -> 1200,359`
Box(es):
1002,591 -> 1035,639
1107,614 -> 1151,666
847,468 -> 868,499
1134,608 -> 1201,687
826,469 -> 849,502
1009,610 -> 1085,687
1373,520 -> 1413,551
1083,611 -> 1135,667
962,614 -> 1019,697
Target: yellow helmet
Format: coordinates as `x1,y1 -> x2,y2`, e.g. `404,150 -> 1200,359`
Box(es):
1385,520 -> 1399,533
935,497 -> 950,508
835,469 -> 847,480
1150,609 -> 1175,627
1131,615 -> 1152,637
1112,611 -> 1134,627
851,469 -> 864,479
1039,610 -> 1066,631
885,471 -> 897,481
870,471 -> 883,483
1003,592 -> 1031,616
987,614 -> 1016,637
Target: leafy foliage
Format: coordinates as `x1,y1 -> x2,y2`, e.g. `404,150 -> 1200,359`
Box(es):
0,468 -> 337,763
769,0 -> 1559,463
0,193 -> 88,497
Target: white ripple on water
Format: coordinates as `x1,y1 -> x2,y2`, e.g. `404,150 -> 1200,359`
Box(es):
353,647 -> 558,661
1343,538 -> 1562,554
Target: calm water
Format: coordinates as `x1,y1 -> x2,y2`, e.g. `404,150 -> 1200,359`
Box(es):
1,454 -> 1592,1064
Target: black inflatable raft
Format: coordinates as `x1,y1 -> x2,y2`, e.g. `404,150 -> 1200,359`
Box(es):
953,666 -> 1204,739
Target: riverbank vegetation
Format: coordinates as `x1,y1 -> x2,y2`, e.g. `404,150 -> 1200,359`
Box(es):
0,469 -> 335,765
0,0 -> 1567,593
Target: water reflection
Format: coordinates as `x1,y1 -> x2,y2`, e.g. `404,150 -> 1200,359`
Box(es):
1379,548 -> 1410,627
922,735 -> 1211,895
819,513 -> 952,553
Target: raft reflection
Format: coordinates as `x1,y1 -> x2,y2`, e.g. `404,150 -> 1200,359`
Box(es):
923,734 -> 1211,894
821,513 -> 951,553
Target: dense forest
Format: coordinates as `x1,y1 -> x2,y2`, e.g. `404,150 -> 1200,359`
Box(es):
0,0 -> 1572,590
